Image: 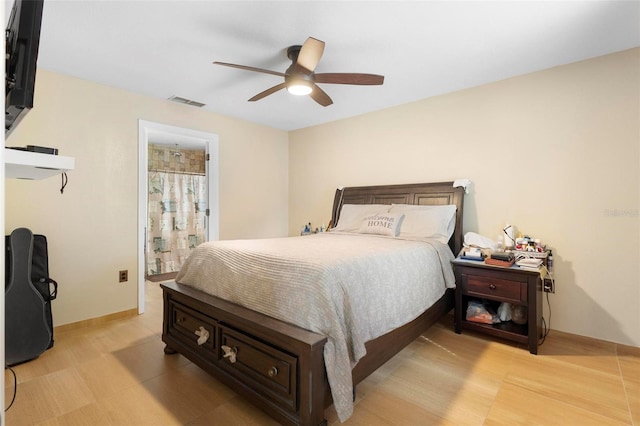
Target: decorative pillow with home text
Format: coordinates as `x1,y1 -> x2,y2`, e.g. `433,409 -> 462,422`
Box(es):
359,213 -> 405,237
332,204 -> 390,232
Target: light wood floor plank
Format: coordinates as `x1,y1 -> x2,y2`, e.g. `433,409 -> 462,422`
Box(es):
504,351 -> 631,423
485,382 -> 631,426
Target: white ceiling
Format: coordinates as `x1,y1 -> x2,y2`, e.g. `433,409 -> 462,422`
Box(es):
10,1 -> 640,131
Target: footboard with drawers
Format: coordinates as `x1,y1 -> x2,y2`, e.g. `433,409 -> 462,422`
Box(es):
162,281 -> 328,426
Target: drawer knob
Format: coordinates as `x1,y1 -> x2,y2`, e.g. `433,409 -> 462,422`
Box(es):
222,345 -> 238,363
176,316 -> 185,324
194,326 -> 209,346
268,366 -> 278,378
489,284 -> 497,290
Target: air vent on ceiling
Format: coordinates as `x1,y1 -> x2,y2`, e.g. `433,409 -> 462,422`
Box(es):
168,96 -> 206,108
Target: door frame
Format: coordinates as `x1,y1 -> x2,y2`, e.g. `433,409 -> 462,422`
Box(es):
137,120 -> 219,314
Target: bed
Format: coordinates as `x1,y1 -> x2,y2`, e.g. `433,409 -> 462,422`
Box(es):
161,181 -> 465,425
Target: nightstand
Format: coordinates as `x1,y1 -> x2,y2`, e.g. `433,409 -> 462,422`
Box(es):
451,259 -> 542,354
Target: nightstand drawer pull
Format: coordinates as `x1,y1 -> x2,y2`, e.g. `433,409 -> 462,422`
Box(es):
268,366 -> 278,377
489,284 -> 497,290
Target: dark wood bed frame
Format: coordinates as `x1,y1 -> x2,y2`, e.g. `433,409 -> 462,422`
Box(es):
161,181 -> 464,425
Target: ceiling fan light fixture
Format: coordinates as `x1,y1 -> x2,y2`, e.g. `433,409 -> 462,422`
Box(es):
286,79 -> 312,96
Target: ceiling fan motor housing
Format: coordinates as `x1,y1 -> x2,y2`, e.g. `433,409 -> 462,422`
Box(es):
286,46 -> 313,76
285,45 -> 315,91
286,45 -> 303,61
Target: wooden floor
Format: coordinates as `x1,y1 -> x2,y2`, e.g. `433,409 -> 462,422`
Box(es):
5,281 -> 639,425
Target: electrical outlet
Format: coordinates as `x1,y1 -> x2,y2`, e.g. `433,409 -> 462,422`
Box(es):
119,270 -> 128,283
543,278 -> 554,293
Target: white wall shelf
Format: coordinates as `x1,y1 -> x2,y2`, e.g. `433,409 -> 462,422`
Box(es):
4,148 -> 75,180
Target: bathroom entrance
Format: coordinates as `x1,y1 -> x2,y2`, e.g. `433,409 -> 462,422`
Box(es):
138,120 -> 219,313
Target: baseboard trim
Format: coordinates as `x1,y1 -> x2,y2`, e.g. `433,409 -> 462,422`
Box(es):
54,308 -> 138,333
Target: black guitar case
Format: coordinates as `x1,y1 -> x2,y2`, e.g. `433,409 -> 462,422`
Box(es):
5,228 -> 58,366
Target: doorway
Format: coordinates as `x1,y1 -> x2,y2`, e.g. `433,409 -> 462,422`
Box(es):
138,120 -> 219,314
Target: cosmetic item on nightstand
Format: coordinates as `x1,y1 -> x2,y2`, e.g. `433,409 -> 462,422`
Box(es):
504,224 -> 515,249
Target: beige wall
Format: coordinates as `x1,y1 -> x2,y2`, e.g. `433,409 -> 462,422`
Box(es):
289,48 -> 640,347
5,70 -> 289,326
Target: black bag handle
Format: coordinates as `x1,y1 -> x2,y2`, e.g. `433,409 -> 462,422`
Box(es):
47,278 -> 58,301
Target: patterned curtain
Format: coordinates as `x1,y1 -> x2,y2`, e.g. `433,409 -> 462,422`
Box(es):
146,171 -> 207,276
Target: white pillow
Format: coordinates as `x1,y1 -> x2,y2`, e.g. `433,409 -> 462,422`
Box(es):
388,204 -> 457,243
332,204 -> 390,232
359,212 -> 405,237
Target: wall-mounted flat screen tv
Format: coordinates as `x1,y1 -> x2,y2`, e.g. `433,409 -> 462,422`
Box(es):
5,0 -> 44,136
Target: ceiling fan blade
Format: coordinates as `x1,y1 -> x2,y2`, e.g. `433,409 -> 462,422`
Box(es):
248,83 -> 287,102
309,84 -> 333,107
213,61 -> 285,78
315,73 -> 384,85
296,37 -> 325,73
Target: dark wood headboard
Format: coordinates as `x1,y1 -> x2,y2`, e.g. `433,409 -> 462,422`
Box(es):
329,181 -> 465,254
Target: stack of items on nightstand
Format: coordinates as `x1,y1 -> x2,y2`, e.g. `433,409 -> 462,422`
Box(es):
485,251 -> 515,267
459,247 -> 485,261
512,235 -> 549,270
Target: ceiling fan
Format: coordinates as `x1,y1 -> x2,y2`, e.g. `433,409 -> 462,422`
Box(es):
213,37 -> 384,107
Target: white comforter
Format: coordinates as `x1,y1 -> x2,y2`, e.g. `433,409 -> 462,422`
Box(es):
175,232 -> 455,421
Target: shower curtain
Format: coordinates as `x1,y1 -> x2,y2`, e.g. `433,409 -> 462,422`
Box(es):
146,171 -> 207,277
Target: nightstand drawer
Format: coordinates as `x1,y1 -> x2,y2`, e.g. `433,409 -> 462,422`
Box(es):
464,275 -> 526,304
